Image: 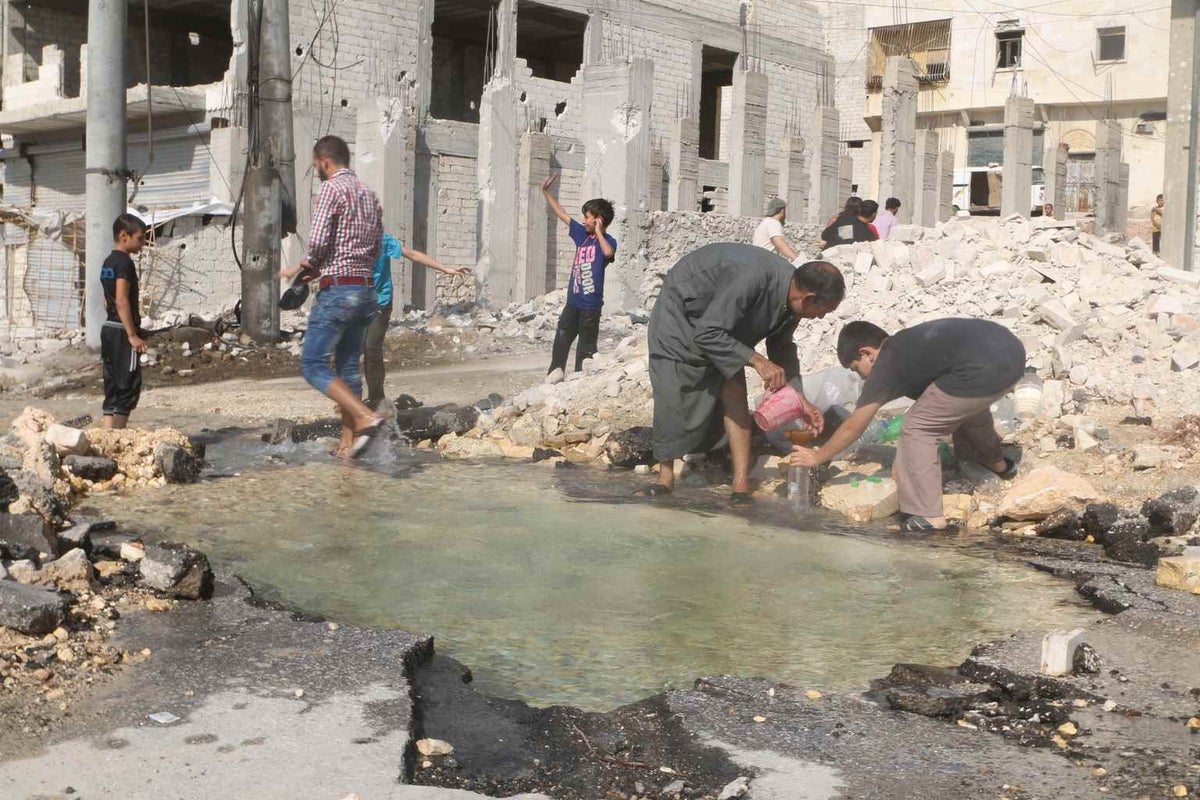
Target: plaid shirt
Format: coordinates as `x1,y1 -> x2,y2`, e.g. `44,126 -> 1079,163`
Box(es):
307,168 -> 382,279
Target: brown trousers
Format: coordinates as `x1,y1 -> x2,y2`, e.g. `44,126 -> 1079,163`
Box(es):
894,383 -> 1006,519
362,303 -> 393,409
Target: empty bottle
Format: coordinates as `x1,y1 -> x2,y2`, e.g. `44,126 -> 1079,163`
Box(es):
1013,369 -> 1044,421
788,465 -> 811,510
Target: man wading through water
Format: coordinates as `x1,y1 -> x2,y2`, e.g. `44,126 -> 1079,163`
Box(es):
638,244 -> 845,505
282,136 -> 384,459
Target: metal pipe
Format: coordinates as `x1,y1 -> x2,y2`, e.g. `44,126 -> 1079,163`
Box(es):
84,0 -> 128,350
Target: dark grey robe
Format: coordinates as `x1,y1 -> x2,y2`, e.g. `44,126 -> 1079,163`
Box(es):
647,243 -> 801,461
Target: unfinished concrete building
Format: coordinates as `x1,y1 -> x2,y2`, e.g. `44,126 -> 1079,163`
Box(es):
0,0 -> 842,345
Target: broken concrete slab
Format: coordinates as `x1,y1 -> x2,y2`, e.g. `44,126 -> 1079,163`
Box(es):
1040,628 -> 1087,677
43,423 -> 89,456
0,580 -> 67,635
819,474 -> 899,522
37,547 -> 95,594
996,466 -> 1101,521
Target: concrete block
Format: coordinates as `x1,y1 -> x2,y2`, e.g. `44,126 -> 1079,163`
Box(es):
997,466 -> 1101,520
1036,300 -> 1077,331
1156,552 -> 1200,594
44,424 -> 89,455
0,580 -> 67,635
1040,628 -> 1087,677
1041,379 -> 1065,418
1158,267 -> 1200,288
819,474 -> 899,522
1171,342 -> 1200,371
916,263 -> 946,287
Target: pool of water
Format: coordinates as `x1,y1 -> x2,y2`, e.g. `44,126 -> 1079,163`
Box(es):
83,434 -> 1098,711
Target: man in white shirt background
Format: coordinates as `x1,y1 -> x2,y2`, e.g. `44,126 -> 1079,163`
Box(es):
874,197 -> 901,241
752,198 -> 800,262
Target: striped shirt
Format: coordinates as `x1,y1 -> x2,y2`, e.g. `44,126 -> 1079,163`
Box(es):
307,168 -> 383,279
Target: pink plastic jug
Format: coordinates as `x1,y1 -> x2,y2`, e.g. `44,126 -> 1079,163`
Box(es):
754,384 -> 806,432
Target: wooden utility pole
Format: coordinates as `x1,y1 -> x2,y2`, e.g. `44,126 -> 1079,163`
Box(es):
241,0 -> 296,342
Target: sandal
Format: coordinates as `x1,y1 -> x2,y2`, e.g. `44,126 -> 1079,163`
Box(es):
632,484 -> 672,498
348,417 -> 385,459
992,456 -> 1018,480
890,514 -> 960,534
730,491 -> 754,507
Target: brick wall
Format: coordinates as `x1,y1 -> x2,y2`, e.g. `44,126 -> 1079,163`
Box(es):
547,166 -> 585,291
514,65 -> 584,141
433,154 -> 479,305
140,216 -> 241,319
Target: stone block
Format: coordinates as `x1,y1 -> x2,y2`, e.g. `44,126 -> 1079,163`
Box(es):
44,424 -> 89,456
155,445 -> 201,484
943,493 -> 974,521
1035,300 -> 1077,331
38,548 -> 95,594
1157,267 -> 1200,287
916,263 -> 946,287
604,426 -> 654,468
0,580 -> 67,635
996,466 -> 1101,521
438,434 -> 505,459
819,474 -> 899,522
63,455 -> 118,482
1040,628 -> 1087,677
138,544 -> 214,600
0,513 -> 54,555
1156,552 -> 1200,594
1040,380 -> 1065,418
1142,486 -> 1200,536
1171,342 -> 1200,371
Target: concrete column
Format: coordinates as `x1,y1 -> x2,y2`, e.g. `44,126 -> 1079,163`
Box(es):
1115,162 -> 1131,236
1001,94 -> 1036,218
727,69 -> 768,217
415,0 -> 434,119
580,58 -> 654,311
516,131 -> 551,302
667,117 -> 699,212
808,106 -> 840,224
476,83 -> 522,309
936,149 -> 954,223
410,152 -> 439,311
838,154 -> 854,206
879,57 -> 918,223
649,147 -> 666,213
1094,118 -> 1124,235
1163,0 -> 1198,269
914,130 -> 940,227
777,136 -> 808,220
357,98 -> 416,306
84,0 -> 127,350
1044,142 -> 1068,220
283,110 -> 314,271
495,0 -> 517,78
583,12 -> 604,65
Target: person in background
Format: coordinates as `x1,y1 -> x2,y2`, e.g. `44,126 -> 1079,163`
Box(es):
753,197 -> 800,262
1043,202 -> 1055,219
860,199 -> 881,239
789,319 -> 1025,533
100,214 -> 149,430
541,173 -> 617,384
874,197 -> 900,240
1151,194 -> 1164,255
281,135 -> 383,459
362,236 -> 472,410
821,196 -> 878,249
638,245 -> 845,505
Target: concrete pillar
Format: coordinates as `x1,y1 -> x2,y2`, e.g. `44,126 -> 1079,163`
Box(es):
283,110 -> 314,271
936,149 -> 954,222
667,117 -> 699,212
914,130 -> 940,227
357,98 -> 416,306
1094,118 -> 1124,235
879,57 -> 918,223
84,0 -> 127,350
1115,162 -> 1131,236
727,69 -> 768,217
808,106 -> 840,224
1001,94 -> 1036,218
415,0 -> 434,120
476,83 -> 523,309
410,152 -> 439,311
838,154 -> 853,206
649,147 -> 666,213
516,131 -> 551,302
777,136 -> 808,220
1163,0 -> 1198,269
580,58 -> 654,311
1044,142 -> 1069,220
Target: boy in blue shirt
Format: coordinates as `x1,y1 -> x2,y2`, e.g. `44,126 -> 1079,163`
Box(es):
364,234 -> 471,408
541,173 -> 617,383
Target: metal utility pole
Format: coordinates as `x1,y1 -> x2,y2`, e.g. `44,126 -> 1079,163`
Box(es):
241,0 -> 296,343
84,0 -> 128,350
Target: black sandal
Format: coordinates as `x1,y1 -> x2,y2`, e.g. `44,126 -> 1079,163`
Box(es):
992,456 -> 1018,480
730,491 -> 754,507
632,484 -> 672,498
890,514 -> 960,534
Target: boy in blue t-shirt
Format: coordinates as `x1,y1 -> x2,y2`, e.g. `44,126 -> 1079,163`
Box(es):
541,173 -> 617,383
364,233 -> 471,408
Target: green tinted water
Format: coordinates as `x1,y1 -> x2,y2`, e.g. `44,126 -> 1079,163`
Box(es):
85,438 -> 1097,711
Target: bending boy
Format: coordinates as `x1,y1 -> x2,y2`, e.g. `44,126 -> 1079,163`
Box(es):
789,318 -> 1024,532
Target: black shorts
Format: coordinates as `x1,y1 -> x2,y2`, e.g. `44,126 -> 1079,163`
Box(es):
101,324 -> 142,416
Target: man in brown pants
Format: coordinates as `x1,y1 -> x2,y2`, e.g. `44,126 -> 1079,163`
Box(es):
790,318 -> 1025,532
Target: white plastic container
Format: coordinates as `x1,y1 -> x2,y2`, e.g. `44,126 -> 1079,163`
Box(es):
1013,369 -> 1044,421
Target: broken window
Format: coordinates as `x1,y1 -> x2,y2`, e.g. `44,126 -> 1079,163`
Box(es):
865,19 -> 951,91
995,25 -> 1023,70
516,0 -> 585,83
1097,27 -> 1125,62
698,46 -> 737,161
431,0 -> 497,123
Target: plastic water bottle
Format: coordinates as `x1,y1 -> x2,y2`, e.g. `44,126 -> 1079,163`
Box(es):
788,465 -> 811,509
1013,369 -> 1044,421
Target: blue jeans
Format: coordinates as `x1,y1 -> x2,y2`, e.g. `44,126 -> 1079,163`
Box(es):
301,284 -> 377,396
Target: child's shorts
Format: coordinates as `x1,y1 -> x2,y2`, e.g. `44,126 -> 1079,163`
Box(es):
101,323 -> 142,416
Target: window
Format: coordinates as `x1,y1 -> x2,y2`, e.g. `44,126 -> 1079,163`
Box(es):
866,19 -> 952,91
516,1 -> 586,82
1097,27 -> 1126,62
698,46 -> 737,160
430,0 -> 498,123
995,26 -> 1023,70
847,140 -> 865,149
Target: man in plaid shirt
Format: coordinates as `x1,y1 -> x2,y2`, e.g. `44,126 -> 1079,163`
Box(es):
282,135 -> 384,458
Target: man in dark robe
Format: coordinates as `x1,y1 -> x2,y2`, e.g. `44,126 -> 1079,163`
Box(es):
640,243 -> 846,503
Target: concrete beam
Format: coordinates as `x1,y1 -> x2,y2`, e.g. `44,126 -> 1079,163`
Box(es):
516,131 -> 551,302
357,98 -> 416,305
914,129 -> 940,227
727,69 -> 768,218
580,58 -> 654,311
667,118 -> 699,212
879,57 -> 917,223
777,136 -> 808,221
1001,94 -> 1036,218
808,106 -> 840,224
